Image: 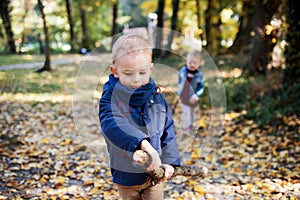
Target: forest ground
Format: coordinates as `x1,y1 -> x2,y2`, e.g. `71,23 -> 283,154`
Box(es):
0,54 -> 299,199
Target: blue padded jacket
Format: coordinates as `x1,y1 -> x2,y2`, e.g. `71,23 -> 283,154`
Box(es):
99,74 -> 180,186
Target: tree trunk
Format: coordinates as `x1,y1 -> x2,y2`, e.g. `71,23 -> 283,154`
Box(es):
283,0 -> 300,85
111,0 -> 118,47
79,4 -> 88,50
204,0 -> 212,51
153,0 -> 165,58
195,0 -> 204,41
222,0 -> 254,54
244,0 -> 281,76
36,0 -> 51,73
18,0 -> 29,54
164,0 -> 179,56
65,0 -> 75,52
204,0 -> 220,55
37,33 -> 44,54
133,150 -> 208,181
0,0 -> 16,53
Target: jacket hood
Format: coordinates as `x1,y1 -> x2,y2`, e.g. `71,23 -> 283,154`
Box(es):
103,74 -> 156,107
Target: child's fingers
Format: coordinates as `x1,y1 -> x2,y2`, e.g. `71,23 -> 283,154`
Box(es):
161,164 -> 174,180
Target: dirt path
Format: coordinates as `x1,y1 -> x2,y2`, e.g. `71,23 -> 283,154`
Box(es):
0,54 -> 95,70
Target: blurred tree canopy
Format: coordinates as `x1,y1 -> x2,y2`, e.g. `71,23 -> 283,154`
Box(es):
0,0 -> 299,81
0,0 -> 299,127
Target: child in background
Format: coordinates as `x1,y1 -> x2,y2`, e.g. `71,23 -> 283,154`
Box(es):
178,50 -> 205,132
99,34 -> 180,200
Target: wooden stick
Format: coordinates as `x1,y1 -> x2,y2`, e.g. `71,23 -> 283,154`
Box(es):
133,150 -> 208,180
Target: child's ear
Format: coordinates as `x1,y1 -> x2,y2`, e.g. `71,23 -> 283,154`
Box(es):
150,63 -> 154,73
201,60 -> 205,66
110,65 -> 119,78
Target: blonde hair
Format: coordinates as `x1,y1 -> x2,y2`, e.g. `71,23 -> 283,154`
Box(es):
112,34 -> 152,63
187,50 -> 203,61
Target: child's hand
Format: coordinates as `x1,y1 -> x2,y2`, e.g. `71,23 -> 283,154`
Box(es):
189,94 -> 199,105
161,164 -> 174,180
146,151 -> 162,171
140,140 -> 162,171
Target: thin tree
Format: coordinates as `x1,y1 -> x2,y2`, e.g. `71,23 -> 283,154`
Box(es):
0,0 -> 16,53
111,0 -> 118,47
195,0 -> 204,42
65,0 -> 75,52
79,3 -> 88,51
18,0 -> 30,54
204,0 -> 212,51
36,0 -> 51,72
204,0 -> 220,55
153,0 -> 165,58
165,0 -> 180,57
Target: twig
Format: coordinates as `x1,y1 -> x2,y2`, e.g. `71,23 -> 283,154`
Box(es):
133,150 -> 208,180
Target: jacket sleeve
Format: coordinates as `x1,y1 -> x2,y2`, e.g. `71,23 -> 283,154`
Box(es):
99,90 -> 147,153
160,99 -> 181,165
177,68 -> 184,95
178,71 -> 182,85
195,73 -> 205,97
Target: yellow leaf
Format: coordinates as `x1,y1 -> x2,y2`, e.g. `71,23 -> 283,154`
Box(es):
242,127 -> 250,134
205,156 -> 211,162
261,182 -> 274,191
83,180 -> 94,186
56,177 -> 66,184
60,195 -> 70,200
187,180 -> 197,185
225,112 -> 240,120
88,187 -> 101,195
183,160 -> 194,165
191,149 -> 201,159
65,170 -> 75,177
41,137 -> 50,144
224,126 -> 234,133
193,185 -> 205,196
40,177 -> 48,183
60,139 -> 72,145
242,183 -> 253,191
94,179 -> 105,188
198,117 -> 208,128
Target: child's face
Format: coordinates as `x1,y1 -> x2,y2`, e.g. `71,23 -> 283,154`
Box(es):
110,52 -> 154,88
186,55 -> 203,71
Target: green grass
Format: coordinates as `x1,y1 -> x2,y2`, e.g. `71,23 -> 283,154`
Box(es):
0,53 -> 82,66
0,54 -> 45,65
0,66 -> 77,94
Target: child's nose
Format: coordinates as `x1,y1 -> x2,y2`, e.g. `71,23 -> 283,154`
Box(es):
132,74 -> 140,82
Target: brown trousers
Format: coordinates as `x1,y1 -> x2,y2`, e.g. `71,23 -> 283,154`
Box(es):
116,178 -> 164,200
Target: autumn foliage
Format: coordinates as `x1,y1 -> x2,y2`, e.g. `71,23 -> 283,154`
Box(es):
0,63 -> 299,199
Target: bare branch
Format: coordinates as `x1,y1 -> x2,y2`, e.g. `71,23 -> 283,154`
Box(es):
133,150 -> 208,180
